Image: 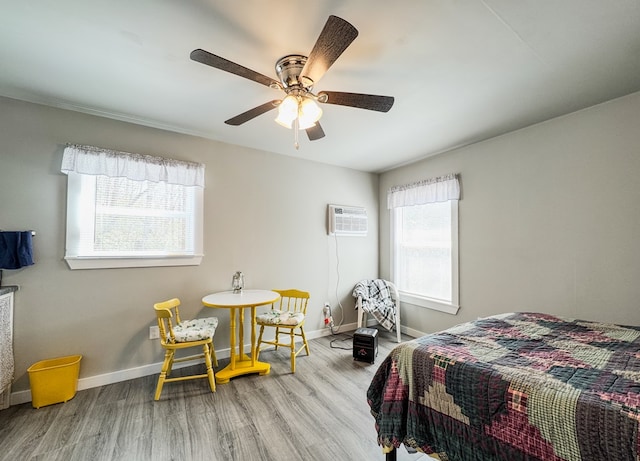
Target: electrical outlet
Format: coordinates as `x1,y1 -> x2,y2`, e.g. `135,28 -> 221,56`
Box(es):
149,325 -> 160,340
323,302 -> 332,327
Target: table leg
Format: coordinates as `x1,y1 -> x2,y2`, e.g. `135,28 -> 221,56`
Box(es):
229,308 -> 236,371
239,307 -> 245,359
214,303 -> 271,384
251,306 -> 256,367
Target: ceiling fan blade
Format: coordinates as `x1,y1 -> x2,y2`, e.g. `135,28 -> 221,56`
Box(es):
300,16 -> 358,86
224,100 -> 280,126
318,91 -> 394,112
306,122 -> 325,141
190,49 -> 280,88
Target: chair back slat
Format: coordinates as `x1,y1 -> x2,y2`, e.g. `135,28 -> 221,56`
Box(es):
273,289 -> 309,314
154,298 -> 182,344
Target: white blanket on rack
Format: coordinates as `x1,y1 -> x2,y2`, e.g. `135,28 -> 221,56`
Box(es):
0,294 -> 14,394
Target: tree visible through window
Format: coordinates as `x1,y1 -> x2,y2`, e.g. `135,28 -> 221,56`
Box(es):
94,176 -> 193,254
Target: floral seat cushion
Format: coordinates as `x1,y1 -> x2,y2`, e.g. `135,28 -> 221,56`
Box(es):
256,310 -> 304,326
173,316 -> 218,342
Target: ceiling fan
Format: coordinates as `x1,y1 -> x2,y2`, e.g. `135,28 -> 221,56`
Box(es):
190,15 -> 394,148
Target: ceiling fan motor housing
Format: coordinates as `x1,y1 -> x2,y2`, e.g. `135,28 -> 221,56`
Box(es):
275,55 -> 310,89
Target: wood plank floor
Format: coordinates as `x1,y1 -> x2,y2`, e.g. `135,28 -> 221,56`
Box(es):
0,329 -> 429,461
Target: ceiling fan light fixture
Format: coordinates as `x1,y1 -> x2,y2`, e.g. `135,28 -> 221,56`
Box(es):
297,118 -> 316,130
275,94 -> 323,130
274,94 -> 298,128
299,97 -> 323,126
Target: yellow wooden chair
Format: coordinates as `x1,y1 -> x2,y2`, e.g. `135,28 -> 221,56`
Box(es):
256,289 -> 310,373
153,298 -> 218,400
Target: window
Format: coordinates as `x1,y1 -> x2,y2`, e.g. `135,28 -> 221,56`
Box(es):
61,144 -> 204,269
388,175 -> 460,314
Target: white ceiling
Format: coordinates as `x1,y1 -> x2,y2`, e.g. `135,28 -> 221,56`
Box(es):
1,1 -> 639,173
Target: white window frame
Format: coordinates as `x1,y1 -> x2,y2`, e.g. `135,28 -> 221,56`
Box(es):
391,200 -> 459,315
64,172 -> 204,270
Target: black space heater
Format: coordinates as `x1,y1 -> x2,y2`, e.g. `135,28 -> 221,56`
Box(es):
353,327 -> 378,363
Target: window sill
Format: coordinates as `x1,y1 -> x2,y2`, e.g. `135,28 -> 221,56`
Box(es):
64,255 -> 203,270
399,292 -> 459,315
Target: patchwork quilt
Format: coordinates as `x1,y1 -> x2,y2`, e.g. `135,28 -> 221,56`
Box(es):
367,312 -> 640,461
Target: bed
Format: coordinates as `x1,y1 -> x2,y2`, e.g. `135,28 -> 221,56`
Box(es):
367,312 -> 640,461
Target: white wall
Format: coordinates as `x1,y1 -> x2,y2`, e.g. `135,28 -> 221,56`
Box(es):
0,96 -> 378,394
380,91 -> 640,334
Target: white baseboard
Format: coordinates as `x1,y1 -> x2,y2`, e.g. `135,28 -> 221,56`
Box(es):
361,318 -> 425,339
11,322 -> 421,406
11,323 -> 367,406
402,325 -> 426,338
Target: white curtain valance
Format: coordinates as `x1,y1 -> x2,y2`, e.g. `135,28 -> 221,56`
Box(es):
61,144 -> 205,187
387,173 -> 460,209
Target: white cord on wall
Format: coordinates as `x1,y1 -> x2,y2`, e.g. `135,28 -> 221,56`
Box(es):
329,234 -> 345,334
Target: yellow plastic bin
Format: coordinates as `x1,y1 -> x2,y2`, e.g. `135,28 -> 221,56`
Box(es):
27,355 -> 82,409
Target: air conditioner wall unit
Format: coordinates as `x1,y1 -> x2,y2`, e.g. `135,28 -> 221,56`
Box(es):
327,204 -> 368,236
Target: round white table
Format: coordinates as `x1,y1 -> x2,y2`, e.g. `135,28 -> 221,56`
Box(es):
202,290 -> 280,383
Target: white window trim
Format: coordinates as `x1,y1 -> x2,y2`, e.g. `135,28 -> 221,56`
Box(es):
64,254 -> 204,270
391,200 -> 460,315
61,146 -> 204,270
